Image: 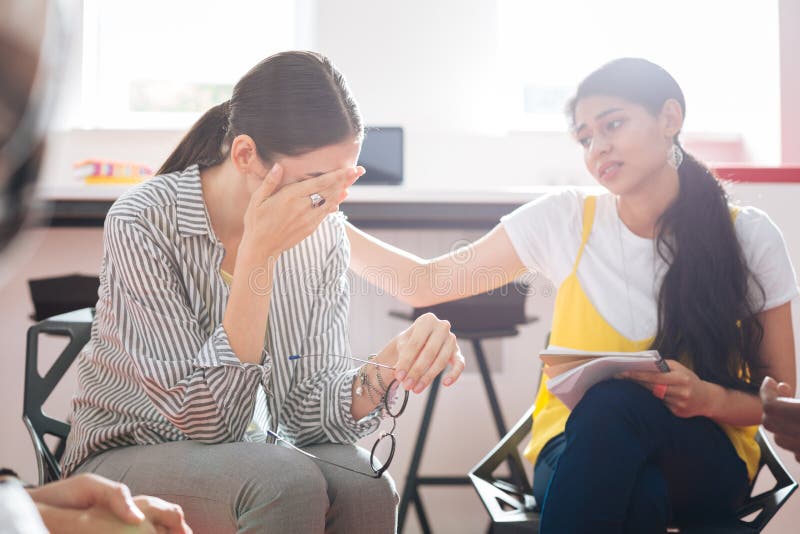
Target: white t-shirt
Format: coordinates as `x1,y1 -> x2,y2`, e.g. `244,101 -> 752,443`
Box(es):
501,189 -> 799,342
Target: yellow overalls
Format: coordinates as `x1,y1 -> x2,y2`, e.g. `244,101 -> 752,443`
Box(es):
523,196 -> 760,481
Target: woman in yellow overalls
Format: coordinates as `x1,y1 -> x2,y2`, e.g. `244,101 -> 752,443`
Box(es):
345,58 -> 798,532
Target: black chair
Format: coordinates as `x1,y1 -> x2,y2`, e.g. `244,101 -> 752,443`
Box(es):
27,274 -> 100,321
470,397 -> 798,533
390,283 -> 537,533
22,308 -> 93,484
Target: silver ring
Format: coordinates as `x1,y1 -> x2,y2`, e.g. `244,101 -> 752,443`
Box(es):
309,192 -> 326,209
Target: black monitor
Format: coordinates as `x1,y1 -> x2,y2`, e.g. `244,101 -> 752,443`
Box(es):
357,126 -> 403,185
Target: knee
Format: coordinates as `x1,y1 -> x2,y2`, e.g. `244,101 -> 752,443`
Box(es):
368,471 -> 399,509
236,446 -> 328,518
333,466 -> 398,510
323,446 -> 398,531
567,379 -> 653,433
332,470 -> 398,532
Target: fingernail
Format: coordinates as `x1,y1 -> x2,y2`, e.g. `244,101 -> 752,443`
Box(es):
413,381 -> 426,394
129,502 -> 145,520
270,163 -> 281,174
395,370 -> 406,381
404,378 -> 415,391
443,377 -> 453,386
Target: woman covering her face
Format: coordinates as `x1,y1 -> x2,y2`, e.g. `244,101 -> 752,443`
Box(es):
347,58 -> 798,532
62,51 -> 465,533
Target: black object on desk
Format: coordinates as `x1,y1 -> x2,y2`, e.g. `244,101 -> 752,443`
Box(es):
356,126 -> 403,185
28,274 -> 99,321
391,283 -> 537,533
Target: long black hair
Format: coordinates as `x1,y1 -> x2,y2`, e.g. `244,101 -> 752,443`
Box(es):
568,58 -> 765,393
158,51 -> 363,175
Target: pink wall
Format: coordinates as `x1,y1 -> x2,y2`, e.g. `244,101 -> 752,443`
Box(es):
781,0 -> 800,164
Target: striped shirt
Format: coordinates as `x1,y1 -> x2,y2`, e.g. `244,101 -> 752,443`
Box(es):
62,164 -> 381,476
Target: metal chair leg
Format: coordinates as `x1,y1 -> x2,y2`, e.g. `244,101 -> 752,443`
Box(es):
398,375 -> 442,533
472,339 -> 529,489
472,339 -> 508,437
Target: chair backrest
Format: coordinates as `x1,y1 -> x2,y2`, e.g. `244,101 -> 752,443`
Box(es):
22,308 -> 93,484
410,282 -> 531,333
469,405 -> 539,531
741,429 -> 798,531
28,275 -> 100,321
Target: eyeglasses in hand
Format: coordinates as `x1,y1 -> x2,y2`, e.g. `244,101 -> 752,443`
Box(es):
267,353 -> 410,478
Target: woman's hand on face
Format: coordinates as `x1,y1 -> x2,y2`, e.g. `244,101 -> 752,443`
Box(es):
241,164 -> 364,258
621,360 -> 713,418
389,312 -> 465,394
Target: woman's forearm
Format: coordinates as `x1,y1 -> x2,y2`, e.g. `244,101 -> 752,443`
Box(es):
223,243 -> 280,364
346,222 -> 528,308
346,222 -> 437,307
705,382 -> 764,427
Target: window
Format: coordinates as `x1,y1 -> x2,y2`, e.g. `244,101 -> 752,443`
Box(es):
498,0 -> 780,163
72,0 -> 300,129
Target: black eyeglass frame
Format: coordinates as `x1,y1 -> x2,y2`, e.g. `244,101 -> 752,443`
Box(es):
368,379 -> 409,477
268,354 -> 410,479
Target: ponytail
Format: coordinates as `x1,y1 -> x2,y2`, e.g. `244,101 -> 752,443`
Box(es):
157,100 -> 230,175
652,149 -> 765,392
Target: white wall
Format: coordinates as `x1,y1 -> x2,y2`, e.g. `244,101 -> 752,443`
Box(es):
781,0 -> 800,164
312,0 -> 785,182
39,1 -> 790,192
310,0 -> 601,189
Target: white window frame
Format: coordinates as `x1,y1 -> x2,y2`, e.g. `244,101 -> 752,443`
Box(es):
68,0 -> 307,130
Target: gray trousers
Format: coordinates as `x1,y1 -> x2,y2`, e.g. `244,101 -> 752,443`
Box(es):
74,440 -> 398,534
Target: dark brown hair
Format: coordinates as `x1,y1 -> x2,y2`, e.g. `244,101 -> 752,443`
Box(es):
568,58 -> 765,393
158,51 -> 363,175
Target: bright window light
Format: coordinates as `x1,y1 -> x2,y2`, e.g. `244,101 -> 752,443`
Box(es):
498,0 -> 780,162
78,0 -> 297,129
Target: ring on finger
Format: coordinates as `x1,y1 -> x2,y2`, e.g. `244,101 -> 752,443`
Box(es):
309,192 -> 326,208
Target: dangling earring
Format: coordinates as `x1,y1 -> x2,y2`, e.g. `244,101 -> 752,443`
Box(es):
667,143 -> 683,169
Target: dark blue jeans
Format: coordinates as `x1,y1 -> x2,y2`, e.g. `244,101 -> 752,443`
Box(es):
532,380 -> 750,534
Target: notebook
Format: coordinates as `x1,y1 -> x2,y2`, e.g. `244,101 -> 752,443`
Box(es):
539,347 -> 669,409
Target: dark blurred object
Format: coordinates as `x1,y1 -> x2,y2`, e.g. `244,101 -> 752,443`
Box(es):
357,126 -> 403,185
28,274 -> 99,321
0,1 -> 67,255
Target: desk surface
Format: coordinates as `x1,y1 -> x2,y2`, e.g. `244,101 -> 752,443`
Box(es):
34,169 -> 798,229
39,183 -> 592,203
35,184 -> 605,229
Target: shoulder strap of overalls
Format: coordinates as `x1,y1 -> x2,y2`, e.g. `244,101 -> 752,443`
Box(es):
572,195 -> 597,274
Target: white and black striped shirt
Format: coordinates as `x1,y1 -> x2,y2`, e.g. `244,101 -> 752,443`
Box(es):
62,164 -> 381,476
